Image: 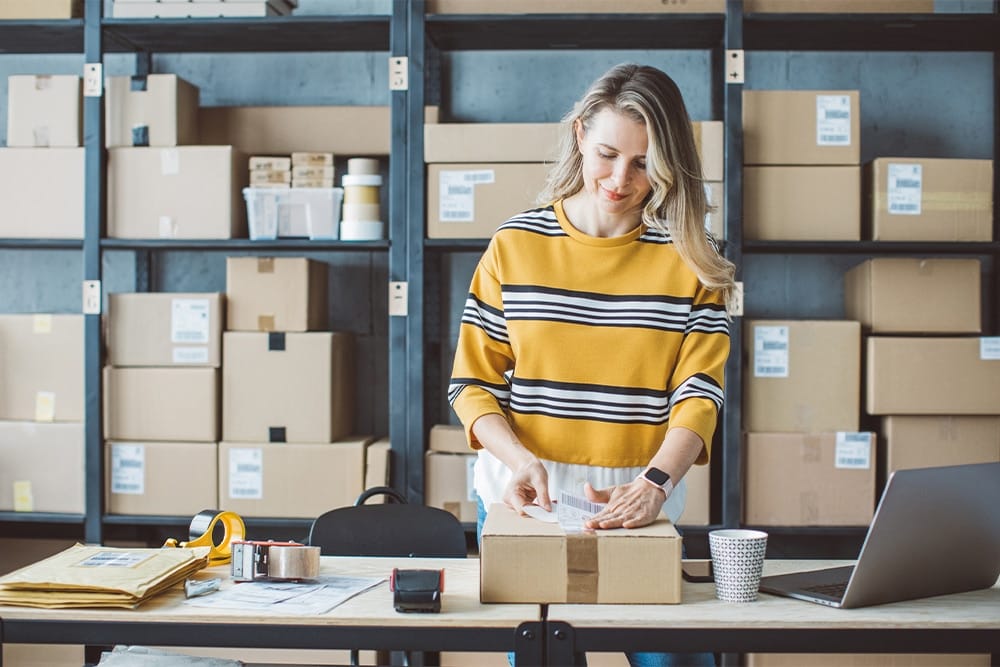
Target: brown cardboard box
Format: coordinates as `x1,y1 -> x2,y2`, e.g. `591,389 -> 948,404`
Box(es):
218,438 -> 371,518
225,257 -> 328,332
692,121 -> 724,182
746,654 -> 988,667
429,423 -> 470,454
424,123 -> 562,163
866,337 -> 1000,415
0,0 -> 80,19
6,75 -> 81,147
868,158 -> 993,242
882,416 -> 1000,474
427,0 -> 724,12
0,314 -> 83,422
427,163 -> 549,239
106,441 -> 218,516
103,367 -> 219,442
107,146 -> 246,239
743,90 -> 860,166
0,148 -> 83,239
744,432 -> 876,526
105,74 -> 199,148
481,503 -> 681,603
704,181 -> 725,240
680,461 -> 710,526
107,292 -> 224,367
365,437 -> 391,492
743,320 -> 861,433
844,258 -> 981,334
744,166 -> 861,240
425,451 -> 476,522
0,422 -> 84,514
222,332 -> 354,443
744,0 -> 933,11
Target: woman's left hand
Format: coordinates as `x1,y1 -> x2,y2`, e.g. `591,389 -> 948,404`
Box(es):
582,479 -> 666,530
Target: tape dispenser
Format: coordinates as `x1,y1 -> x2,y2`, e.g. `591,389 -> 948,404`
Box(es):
163,510 -> 246,566
230,540 -> 321,582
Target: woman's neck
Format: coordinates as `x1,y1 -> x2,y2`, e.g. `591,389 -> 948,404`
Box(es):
562,191 -> 642,238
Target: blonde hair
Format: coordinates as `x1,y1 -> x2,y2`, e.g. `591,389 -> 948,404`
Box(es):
538,63 -> 737,310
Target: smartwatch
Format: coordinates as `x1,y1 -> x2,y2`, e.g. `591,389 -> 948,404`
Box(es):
639,467 -> 674,499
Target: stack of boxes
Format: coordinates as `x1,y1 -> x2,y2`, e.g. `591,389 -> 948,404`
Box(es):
425,425 -> 477,523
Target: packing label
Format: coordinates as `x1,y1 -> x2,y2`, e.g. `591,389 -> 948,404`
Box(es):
13,481 -> 33,512
171,298 -> 211,344
815,94 -> 851,146
753,325 -> 789,378
556,490 -> 606,533
835,432 -> 871,469
981,337 -> 1000,360
78,551 -> 155,568
160,148 -> 180,175
111,443 -> 145,495
35,391 -> 56,422
229,448 -> 264,500
438,169 -> 495,222
172,346 -> 209,364
32,314 -> 52,334
887,163 -> 922,215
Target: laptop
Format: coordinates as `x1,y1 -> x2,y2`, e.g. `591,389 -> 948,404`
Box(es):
758,461 -> 1000,609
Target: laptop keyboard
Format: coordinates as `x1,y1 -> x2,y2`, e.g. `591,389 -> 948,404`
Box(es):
802,581 -> 848,599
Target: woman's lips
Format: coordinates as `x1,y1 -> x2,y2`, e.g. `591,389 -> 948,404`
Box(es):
602,186 -> 626,201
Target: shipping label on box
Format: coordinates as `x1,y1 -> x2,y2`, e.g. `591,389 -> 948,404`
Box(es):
6,75 -> 82,147
225,256 -> 328,332
744,166 -> 861,240
0,148 -> 84,239
106,441 -> 218,516
743,90 -> 860,166
0,315 -> 84,422
108,292 -> 224,367
105,74 -> 199,148
0,422 -> 84,514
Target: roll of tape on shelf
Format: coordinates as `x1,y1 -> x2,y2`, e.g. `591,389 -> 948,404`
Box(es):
340,220 -> 384,241
343,185 -> 380,205
341,173 -> 383,187
342,202 -> 381,223
347,157 -> 380,175
163,510 -> 246,566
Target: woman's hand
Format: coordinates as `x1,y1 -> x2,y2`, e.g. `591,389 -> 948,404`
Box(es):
504,458 -> 552,515
582,479 -> 665,530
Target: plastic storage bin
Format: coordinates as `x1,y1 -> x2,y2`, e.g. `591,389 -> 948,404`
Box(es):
243,187 -> 343,240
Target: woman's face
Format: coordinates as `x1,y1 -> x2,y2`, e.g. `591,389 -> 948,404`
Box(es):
575,107 -> 652,217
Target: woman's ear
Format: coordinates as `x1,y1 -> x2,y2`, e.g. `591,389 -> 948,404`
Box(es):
573,118 -> 585,152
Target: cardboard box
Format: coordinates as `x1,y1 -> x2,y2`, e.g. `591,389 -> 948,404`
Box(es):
743,90 -> 860,166
692,121 -> 724,182
866,337 -> 1000,415
844,258 -> 981,334
107,146 -> 246,239
744,432 -> 876,526
106,441 -> 218,516
882,416 -> 1000,474
218,439 -> 371,518
746,654 -> 988,667
225,257 -> 328,332
0,148 -> 83,239
105,74 -> 199,148
107,292 -> 224,367
6,75 -> 81,147
744,166 -> 861,240
104,367 -> 219,442
744,0 -> 933,11
427,0 -> 724,12
743,320 -> 861,433
425,451 -> 476,522
0,0 -> 80,19
365,437 -> 391,493
0,314 -> 83,422
429,424 -> 470,454
222,332 -> 354,443
0,422 -> 84,514
680,461 -> 710,526
704,181 -> 725,240
425,123 -> 562,163
480,503 -> 681,604
868,158 -> 993,242
427,163 -> 549,239
111,1 -> 294,18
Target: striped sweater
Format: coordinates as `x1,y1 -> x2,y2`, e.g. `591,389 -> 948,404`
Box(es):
449,200 -> 730,468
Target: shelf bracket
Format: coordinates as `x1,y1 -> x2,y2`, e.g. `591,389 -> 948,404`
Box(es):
725,50 -> 745,85
389,56 -> 408,91
389,281 -> 408,317
82,280 -> 101,315
83,63 -> 103,97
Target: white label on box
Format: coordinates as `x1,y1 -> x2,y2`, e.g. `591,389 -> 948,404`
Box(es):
35,391 -> 56,422
887,163 -> 922,216
111,443 -> 145,495
172,346 -> 210,364
171,298 -> 211,344
753,325 -> 789,378
13,481 -> 33,512
466,455 -> 477,502
32,314 -> 52,334
160,148 -> 180,175
229,448 -> 263,500
835,432 -> 871,469
78,551 -> 155,568
438,170 -> 495,222
159,216 -> 177,238
981,337 -> 1000,360
816,94 -> 851,146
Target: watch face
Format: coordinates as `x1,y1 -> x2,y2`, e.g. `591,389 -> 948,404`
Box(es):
645,467 -> 670,487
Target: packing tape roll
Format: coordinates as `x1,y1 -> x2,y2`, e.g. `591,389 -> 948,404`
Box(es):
340,220 -> 384,241
267,545 -> 321,580
347,157 -> 380,175
342,173 -> 383,187
343,185 -> 380,205
342,202 -> 381,223
177,510 -> 246,566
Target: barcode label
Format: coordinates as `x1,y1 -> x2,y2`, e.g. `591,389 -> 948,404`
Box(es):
111,444 -> 145,495
438,170 -> 495,224
229,448 -> 263,500
835,432 -> 871,469
171,298 -> 211,344
172,346 -> 209,364
754,326 -> 789,378
816,95 -> 851,147
981,337 -> 1000,360
559,492 -> 605,516
77,551 -> 155,568
887,163 -> 922,216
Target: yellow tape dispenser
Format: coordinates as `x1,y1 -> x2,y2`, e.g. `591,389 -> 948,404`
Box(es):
164,510 -> 246,566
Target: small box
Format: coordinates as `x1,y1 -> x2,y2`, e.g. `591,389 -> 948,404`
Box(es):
0,148 -> 83,239
107,292 -> 224,367
429,424 -> 470,454
243,187 -> 344,240
103,367 -> 219,442
6,75 -> 81,147
225,257 -> 328,332
106,441 -> 218,516
425,451 -> 476,522
0,0 -> 81,19
744,166 -> 860,241
0,315 -> 83,422
881,416 -> 1000,474
105,74 -> 199,148
0,422 -> 84,514
743,90 -> 860,166
480,503 -> 681,604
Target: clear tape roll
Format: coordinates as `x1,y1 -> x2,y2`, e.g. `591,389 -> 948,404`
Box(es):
347,157 -> 380,175
343,185 -> 380,204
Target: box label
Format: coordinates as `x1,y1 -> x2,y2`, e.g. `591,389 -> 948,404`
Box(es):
172,346 -> 210,364
753,325 -> 789,377
887,163 -> 922,215
816,95 -> 851,146
438,170 -> 495,222
981,337 -> 1000,360
171,298 -> 211,344
160,148 -> 180,175
835,432 -> 871,469
13,481 -> 33,512
32,314 -> 52,334
229,447 -> 264,500
35,391 -> 56,422
78,551 -> 155,568
111,443 -> 145,495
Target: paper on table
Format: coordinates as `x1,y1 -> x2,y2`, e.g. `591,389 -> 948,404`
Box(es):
185,575 -> 385,615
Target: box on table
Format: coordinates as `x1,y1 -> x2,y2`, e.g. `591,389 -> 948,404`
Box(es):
218,438 -> 372,518
480,503 -> 681,604
6,75 -> 81,147
103,367 -> 219,442
365,437 -> 391,494
680,461 -> 710,526
427,163 -> 549,239
743,0 -> 933,11
0,0 -> 80,19
743,90 -> 860,166
743,320 -> 861,433
429,423 -> 470,454
106,441 -> 218,516
866,337 -> 1000,415
881,416 -> 1000,474
0,422 -> 84,514
0,148 -> 83,239
105,74 -> 198,148
243,187 -> 344,240
867,158 -> 993,242
107,146 -> 246,239
222,332 -> 354,444
225,257 -> 328,332
425,451 -> 476,522
743,166 -> 860,240
744,432 -> 876,526
844,258 -> 981,334
107,292 -> 224,367
427,0 -> 724,12
0,314 -> 83,422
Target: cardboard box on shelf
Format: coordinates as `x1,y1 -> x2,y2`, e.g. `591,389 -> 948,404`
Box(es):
105,74 -> 199,148
881,416 -> 1000,474
364,437 -> 391,494
743,90 -> 860,166
680,461 -> 710,526
743,0 -> 933,11
107,146 -> 246,240
222,332 -> 354,444
0,0 -> 80,19
424,123 -> 562,163
0,314 -> 83,422
429,424 -> 470,454
6,75 -> 81,147
0,422 -> 84,514
746,654 -> 987,667
0,148 -> 83,239
744,432 -> 876,527
107,292 -> 224,367
103,367 -> 219,443
427,0 -> 725,13
743,320 -> 861,433
844,258 -> 981,334
225,257 -> 328,332
105,441 -> 218,516
111,1 -> 294,18
743,166 -> 861,241
425,451 -> 477,522
692,120 -> 724,182
480,503 -> 681,604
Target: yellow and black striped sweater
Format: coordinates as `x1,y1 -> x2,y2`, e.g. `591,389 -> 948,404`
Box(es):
449,200 -> 730,468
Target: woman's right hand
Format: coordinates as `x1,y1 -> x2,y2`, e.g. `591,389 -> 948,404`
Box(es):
504,458 -> 551,515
